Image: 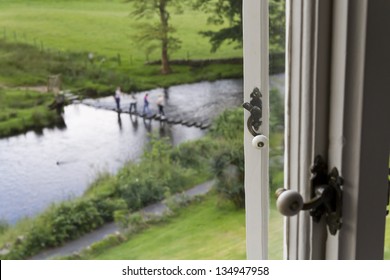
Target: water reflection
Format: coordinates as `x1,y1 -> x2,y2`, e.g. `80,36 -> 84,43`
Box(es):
129,114 -> 139,132
117,112 -> 123,131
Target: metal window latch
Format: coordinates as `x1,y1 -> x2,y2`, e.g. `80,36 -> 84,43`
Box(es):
243,87 -> 268,149
243,87 -> 263,137
275,155 -> 344,235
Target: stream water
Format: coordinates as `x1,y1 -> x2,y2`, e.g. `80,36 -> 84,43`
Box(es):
0,79 -> 243,224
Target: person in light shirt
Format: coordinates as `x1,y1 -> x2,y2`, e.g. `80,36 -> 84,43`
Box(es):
114,86 -> 122,111
156,94 -> 165,116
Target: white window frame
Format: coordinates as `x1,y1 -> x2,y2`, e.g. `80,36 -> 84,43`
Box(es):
285,0 -> 390,260
244,0 -> 390,260
243,0 -> 269,260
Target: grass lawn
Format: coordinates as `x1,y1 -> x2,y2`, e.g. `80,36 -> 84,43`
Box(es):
91,193 -> 284,260
0,88 -> 63,137
0,0 -> 243,91
0,0 -> 241,62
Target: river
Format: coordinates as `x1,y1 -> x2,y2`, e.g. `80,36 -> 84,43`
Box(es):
0,79 -> 243,224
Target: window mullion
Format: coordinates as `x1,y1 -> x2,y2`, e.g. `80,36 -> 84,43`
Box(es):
243,0 -> 269,260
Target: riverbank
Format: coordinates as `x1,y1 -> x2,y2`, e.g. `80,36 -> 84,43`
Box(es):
0,88 -> 64,138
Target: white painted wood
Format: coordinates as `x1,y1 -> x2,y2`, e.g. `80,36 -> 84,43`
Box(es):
243,0 -> 269,260
282,0 -> 291,260
285,0 -> 390,259
285,0 -> 335,260
337,0 -> 390,259
309,0 -> 332,260
325,0 -> 349,260
284,0 -> 302,260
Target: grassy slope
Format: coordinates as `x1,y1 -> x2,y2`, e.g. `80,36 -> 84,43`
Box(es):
0,88 -> 63,137
92,194 -> 284,260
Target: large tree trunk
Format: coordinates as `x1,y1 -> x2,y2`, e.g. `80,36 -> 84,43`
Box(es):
159,0 -> 171,74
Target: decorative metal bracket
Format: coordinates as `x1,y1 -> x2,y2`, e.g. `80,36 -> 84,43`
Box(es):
275,155 -> 343,235
243,87 -> 262,136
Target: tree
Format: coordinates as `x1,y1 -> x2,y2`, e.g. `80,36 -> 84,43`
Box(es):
127,0 -> 183,74
195,0 -> 285,54
194,0 -> 242,53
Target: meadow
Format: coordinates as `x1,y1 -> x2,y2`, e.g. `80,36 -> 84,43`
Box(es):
0,0 -> 243,92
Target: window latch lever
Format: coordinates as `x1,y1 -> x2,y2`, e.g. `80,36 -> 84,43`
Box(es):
275,155 -> 343,235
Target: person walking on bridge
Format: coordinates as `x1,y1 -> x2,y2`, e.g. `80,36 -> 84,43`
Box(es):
129,93 -> 137,114
114,86 -> 122,111
156,94 -> 165,116
143,93 -> 150,116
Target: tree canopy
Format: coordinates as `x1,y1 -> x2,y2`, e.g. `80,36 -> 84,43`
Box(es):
127,0 -> 185,74
194,0 -> 285,54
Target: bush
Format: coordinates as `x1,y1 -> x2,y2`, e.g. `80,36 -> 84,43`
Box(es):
170,138 -> 215,168
209,108 -> 243,141
93,197 -> 127,223
212,142 -> 245,208
207,108 -> 246,208
3,197 -> 124,259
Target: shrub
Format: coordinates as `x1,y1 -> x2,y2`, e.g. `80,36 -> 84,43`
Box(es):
212,142 -> 245,208
209,108 -> 243,141
93,197 -> 127,223
113,210 -> 131,229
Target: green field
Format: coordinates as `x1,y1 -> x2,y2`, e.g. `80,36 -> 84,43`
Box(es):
0,0 -> 243,91
0,0 -> 241,62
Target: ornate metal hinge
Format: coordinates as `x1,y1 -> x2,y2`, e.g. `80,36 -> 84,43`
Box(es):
275,155 -> 344,235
